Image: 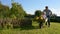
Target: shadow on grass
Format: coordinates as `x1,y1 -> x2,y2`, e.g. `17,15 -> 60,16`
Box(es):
20,25 -> 40,30
0,25 -> 40,30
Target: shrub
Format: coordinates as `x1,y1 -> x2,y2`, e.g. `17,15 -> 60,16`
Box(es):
0,18 -> 32,28
20,18 -> 32,27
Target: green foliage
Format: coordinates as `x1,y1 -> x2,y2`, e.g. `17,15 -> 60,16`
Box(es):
10,14 -> 16,19
0,2 -> 26,19
35,10 -> 42,17
20,18 -> 32,27
0,3 -> 9,18
10,2 -> 26,19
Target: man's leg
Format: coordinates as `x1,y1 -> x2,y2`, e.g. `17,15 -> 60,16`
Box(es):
48,17 -> 50,27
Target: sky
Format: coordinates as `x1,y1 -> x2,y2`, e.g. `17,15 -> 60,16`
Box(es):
0,0 -> 60,16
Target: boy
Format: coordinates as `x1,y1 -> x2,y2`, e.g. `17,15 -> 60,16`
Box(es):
39,12 -> 48,28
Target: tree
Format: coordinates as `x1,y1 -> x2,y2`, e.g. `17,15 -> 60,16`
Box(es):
10,2 -> 26,19
0,1 -> 9,18
35,10 -> 42,17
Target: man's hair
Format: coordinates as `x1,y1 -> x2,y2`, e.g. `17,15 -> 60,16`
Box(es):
45,6 -> 48,8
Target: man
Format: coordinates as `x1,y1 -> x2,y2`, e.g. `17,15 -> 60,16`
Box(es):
43,6 -> 52,27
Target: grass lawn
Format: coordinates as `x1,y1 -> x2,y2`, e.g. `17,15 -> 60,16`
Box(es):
0,22 -> 60,34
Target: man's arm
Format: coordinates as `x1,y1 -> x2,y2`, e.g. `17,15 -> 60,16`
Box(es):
49,10 -> 52,17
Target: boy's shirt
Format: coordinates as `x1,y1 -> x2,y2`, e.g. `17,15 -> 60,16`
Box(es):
42,14 -> 46,19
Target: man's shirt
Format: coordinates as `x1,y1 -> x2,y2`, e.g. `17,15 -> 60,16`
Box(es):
43,9 -> 52,17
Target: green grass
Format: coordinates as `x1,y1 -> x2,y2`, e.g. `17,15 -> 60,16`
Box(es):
0,22 -> 60,34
